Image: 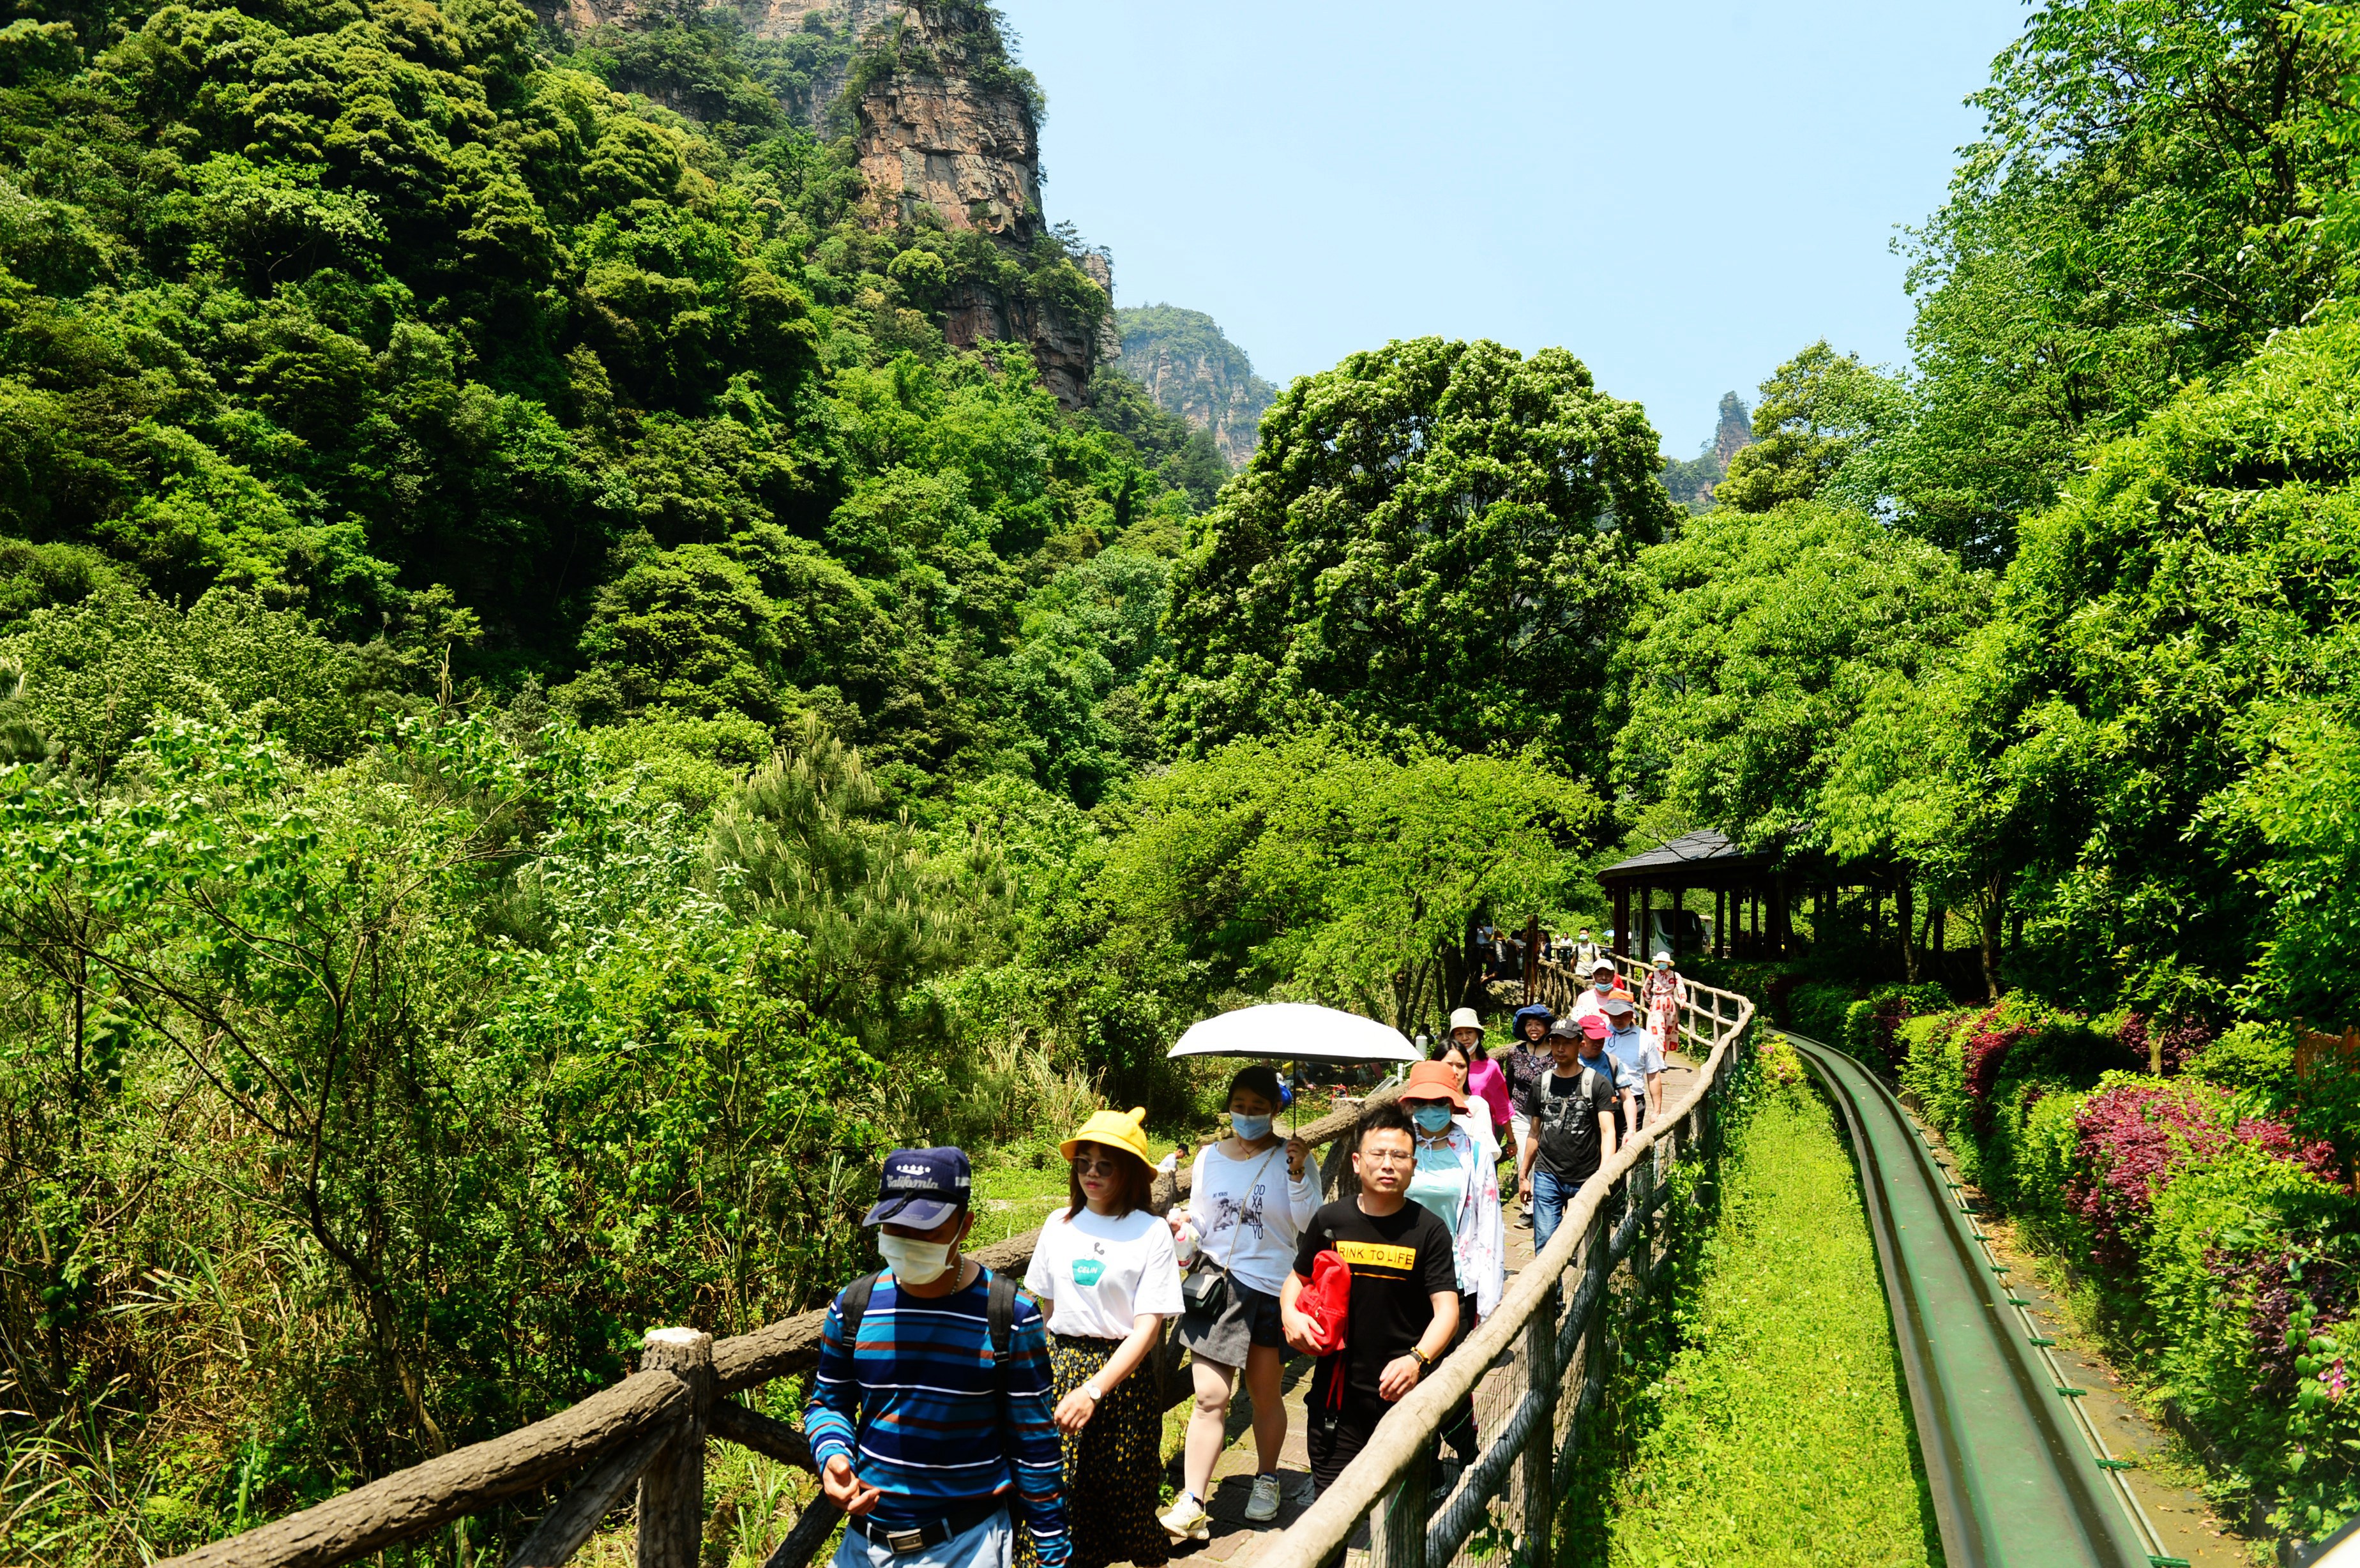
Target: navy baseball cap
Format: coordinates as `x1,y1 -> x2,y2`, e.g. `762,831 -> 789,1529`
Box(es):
861,1147 -> 973,1228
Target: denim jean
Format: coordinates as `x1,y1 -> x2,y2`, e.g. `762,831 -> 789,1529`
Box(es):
831,1507 -> 1011,1568
1530,1167 -> 1582,1251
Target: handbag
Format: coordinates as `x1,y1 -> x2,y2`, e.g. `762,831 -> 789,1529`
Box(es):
1299,1249 -> 1350,1356
1180,1254 -> 1229,1318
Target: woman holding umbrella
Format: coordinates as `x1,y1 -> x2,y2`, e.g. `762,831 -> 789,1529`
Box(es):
1162,1066 -> 1319,1539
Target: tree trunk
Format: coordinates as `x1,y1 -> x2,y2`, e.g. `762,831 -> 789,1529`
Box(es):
1980,875 -> 2004,1002
1899,879 -> 1918,984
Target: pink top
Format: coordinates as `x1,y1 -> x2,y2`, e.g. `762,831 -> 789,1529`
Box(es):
1466,1055 -> 1513,1132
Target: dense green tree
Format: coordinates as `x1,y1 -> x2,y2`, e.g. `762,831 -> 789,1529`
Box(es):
1154,336 -> 1677,767
1713,343 -> 1905,516
1613,501 -> 1990,852
1828,302 -> 2360,1020
1896,0 -> 2349,565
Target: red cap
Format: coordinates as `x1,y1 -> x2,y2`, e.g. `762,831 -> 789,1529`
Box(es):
1579,1014 -> 1611,1040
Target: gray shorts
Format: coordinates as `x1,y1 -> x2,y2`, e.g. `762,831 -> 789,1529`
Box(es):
1176,1276 -> 1284,1369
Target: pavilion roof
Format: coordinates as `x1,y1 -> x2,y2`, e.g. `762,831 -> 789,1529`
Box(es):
1597,829 -> 1778,886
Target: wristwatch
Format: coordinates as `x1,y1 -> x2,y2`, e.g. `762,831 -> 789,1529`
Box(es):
1082,1382 -> 1105,1402
1409,1346 -> 1434,1369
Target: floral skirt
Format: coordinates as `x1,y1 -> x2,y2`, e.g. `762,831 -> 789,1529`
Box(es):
1045,1332 -> 1169,1568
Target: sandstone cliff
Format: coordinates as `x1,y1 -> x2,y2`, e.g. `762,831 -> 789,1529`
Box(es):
1661,392 -> 1755,513
539,0 -> 1114,407
1116,305 -> 1276,469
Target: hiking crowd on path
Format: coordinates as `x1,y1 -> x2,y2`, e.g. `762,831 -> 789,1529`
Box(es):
806,957 -> 1686,1568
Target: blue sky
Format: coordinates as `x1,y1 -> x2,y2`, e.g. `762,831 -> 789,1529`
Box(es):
994,0 -> 2029,455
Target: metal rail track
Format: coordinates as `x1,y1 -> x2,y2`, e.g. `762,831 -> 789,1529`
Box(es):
1785,1029 -> 2177,1568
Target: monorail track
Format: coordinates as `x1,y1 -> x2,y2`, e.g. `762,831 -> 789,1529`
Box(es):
1785,1030 -> 2174,1568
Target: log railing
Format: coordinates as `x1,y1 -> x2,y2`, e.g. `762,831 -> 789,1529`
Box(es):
1253,956 -> 1755,1568
159,958 -> 1751,1568
156,1080 -> 1407,1568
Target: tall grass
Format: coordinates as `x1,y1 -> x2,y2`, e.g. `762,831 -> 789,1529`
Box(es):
1591,1073 -> 1942,1566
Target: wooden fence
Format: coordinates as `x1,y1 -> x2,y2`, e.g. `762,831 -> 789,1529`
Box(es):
158,960 -> 1753,1568
155,1079 -> 1405,1568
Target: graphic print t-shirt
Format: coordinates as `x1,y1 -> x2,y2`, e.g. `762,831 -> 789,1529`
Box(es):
1023,1205 -> 1183,1340
1532,1063 -> 1618,1181
1292,1198 -> 1457,1406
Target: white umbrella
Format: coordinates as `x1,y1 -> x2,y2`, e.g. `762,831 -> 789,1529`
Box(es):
1169,1003 -> 1418,1143
1167,1003 -> 1419,1066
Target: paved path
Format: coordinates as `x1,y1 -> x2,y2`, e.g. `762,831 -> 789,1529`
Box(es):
1163,1055 -> 1700,1568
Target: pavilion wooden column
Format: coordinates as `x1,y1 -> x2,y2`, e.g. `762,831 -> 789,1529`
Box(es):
1613,886 -> 1630,958
1714,889 -> 1726,958
1671,887 -> 1686,961
1638,884 -> 1652,960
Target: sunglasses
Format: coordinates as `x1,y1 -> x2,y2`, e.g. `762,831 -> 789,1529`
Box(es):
1071,1154 -> 1126,1176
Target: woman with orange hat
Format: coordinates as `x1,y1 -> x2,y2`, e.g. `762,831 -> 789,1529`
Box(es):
1025,1106 -> 1184,1568
1396,1062 -> 1505,1476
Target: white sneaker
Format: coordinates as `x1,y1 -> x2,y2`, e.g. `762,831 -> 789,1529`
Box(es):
1244,1473 -> 1284,1523
1160,1495 -> 1212,1542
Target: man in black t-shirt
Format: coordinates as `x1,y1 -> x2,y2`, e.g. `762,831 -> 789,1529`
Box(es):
1281,1101 -> 1459,1499
1520,1017 -> 1619,1251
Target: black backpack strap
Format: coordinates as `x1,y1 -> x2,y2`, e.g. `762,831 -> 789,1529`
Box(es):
839,1270 -> 881,1346
981,1267 -> 1024,1498
985,1268 -> 1017,1366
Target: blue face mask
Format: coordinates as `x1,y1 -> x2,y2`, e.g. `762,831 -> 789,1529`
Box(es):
1230,1113 -> 1273,1140
1411,1105 -> 1454,1133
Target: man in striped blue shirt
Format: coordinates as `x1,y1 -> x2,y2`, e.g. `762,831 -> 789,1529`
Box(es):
808,1147 -> 1069,1568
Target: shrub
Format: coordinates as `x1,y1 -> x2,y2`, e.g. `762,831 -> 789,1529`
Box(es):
1788,981 -> 1857,1045
2111,1011 -> 2218,1076
1842,981 -> 1952,1074
2189,1020 -> 2296,1094
1907,992 -> 2360,1540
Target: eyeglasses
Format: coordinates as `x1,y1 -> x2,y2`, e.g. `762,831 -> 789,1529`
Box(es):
1358,1149 -> 1414,1166
1071,1155 -> 1124,1176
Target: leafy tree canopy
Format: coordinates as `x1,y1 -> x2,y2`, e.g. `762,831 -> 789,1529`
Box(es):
1153,336 -> 1677,770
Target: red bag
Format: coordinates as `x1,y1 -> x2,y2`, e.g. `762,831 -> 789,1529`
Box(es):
1301,1249 -> 1350,1355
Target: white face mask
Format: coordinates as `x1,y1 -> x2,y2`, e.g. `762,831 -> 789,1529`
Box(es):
877,1233 -> 955,1285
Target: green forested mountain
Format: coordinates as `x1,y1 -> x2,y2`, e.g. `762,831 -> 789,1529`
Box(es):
0,2 -> 1634,1554
1115,301 -> 1274,469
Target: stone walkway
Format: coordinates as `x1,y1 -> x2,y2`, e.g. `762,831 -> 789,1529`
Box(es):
1166,1057 -> 1700,1568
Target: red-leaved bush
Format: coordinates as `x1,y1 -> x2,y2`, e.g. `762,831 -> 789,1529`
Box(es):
2068,1080 -> 2337,1270
2209,1246 -> 2352,1398
1962,1007 -> 2036,1134
2114,1012 -> 2218,1077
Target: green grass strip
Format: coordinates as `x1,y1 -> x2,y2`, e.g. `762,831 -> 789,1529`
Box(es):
1601,1087 -> 1943,1567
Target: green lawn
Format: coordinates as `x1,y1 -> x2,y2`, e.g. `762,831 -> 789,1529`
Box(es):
1601,1085 -> 1944,1567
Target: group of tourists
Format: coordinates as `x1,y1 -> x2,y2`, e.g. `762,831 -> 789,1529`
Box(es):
805,956 -> 1690,1568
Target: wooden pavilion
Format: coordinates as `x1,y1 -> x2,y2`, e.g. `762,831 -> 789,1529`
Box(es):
1598,829 -> 1790,961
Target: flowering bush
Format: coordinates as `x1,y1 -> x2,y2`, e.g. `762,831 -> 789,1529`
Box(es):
1907,995 -> 2359,1542
2112,1011 -> 2218,1076
2069,1076 -> 2335,1270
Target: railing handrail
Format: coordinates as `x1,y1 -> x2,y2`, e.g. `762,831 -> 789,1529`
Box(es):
156,961 -> 1754,1568
156,1069 -> 1405,1568
1252,958 -> 1754,1568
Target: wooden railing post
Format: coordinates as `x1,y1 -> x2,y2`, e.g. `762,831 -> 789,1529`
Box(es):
1523,1278 -> 1559,1567
1630,1151 -> 1654,1292
1371,1444 -> 1431,1568
638,1329 -> 714,1568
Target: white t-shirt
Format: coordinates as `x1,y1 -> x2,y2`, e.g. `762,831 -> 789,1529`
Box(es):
1024,1205 -> 1184,1341
1185,1141 -> 1322,1296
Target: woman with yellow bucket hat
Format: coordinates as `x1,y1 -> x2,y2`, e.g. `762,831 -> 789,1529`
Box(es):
1022,1106 -> 1184,1568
